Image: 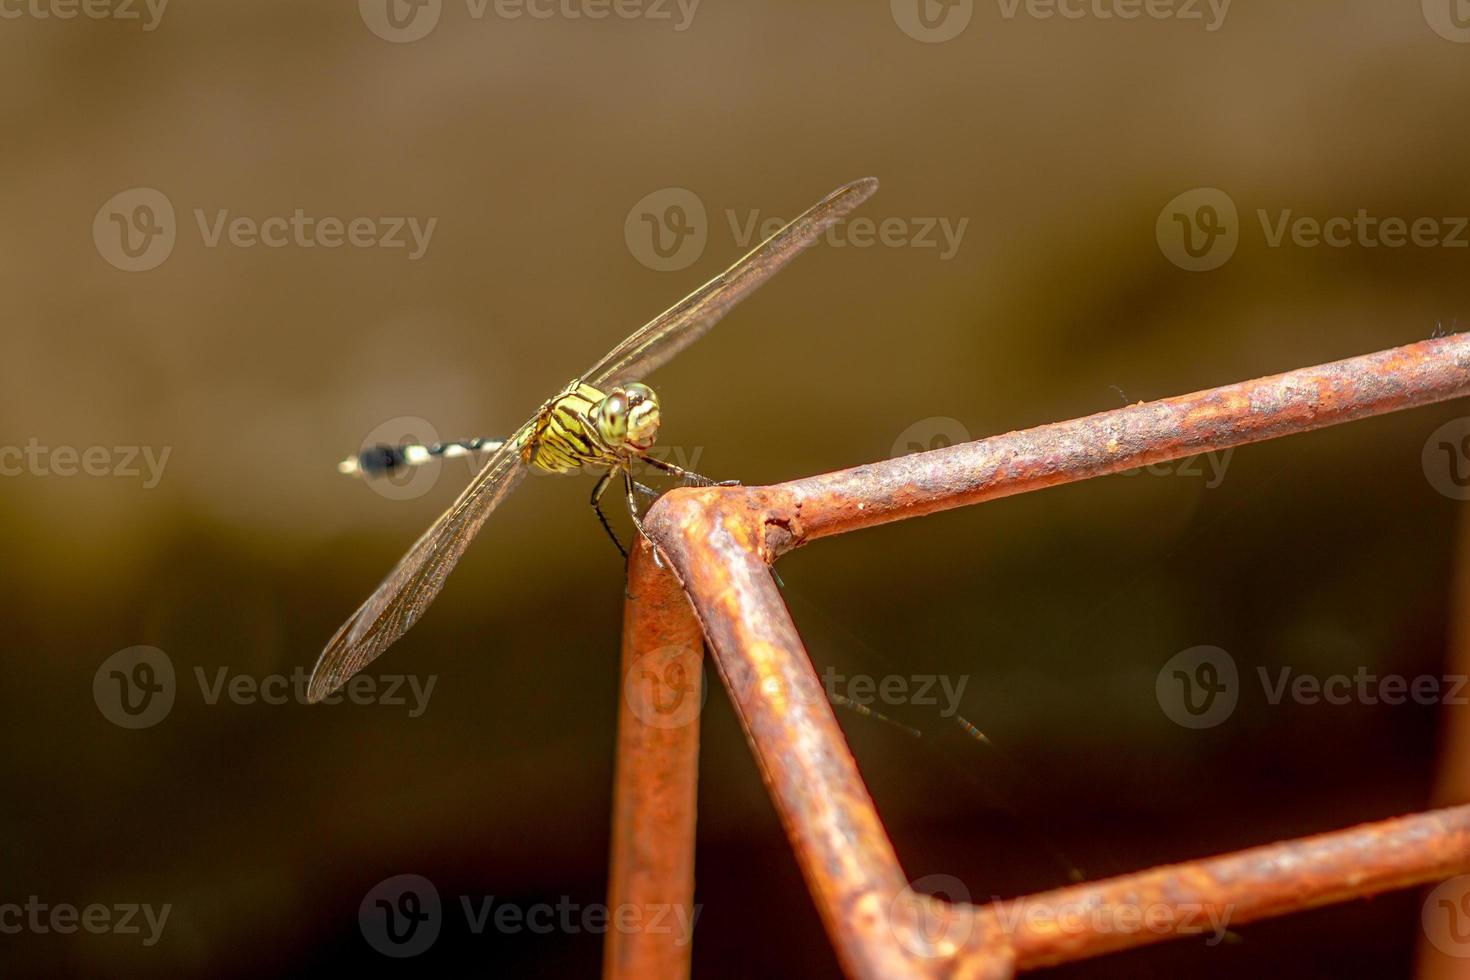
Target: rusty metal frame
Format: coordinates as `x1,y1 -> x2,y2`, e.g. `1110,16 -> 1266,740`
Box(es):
603,334 -> 1470,979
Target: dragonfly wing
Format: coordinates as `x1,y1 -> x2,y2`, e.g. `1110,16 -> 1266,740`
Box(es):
307,421 -> 534,701
585,177 -> 878,388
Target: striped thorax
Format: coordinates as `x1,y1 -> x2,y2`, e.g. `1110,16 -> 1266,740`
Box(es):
521,380 -> 661,474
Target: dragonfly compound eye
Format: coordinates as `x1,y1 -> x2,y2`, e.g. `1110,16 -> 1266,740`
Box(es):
623,383 -> 655,408
597,393 -> 629,443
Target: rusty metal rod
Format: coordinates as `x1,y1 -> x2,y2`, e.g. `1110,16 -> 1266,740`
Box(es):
603,552 -> 704,980
662,522 -> 941,979
610,334 -> 1470,978
756,334 -> 1470,558
989,804 -> 1470,969
1415,505 -> 1470,979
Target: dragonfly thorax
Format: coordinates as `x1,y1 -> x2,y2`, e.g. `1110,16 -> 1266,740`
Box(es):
592,382 -> 660,453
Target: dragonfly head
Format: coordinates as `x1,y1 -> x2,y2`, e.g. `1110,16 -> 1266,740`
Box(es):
595,383 -> 660,453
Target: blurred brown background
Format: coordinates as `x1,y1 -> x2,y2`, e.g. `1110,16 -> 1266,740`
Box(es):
3,0 -> 1470,976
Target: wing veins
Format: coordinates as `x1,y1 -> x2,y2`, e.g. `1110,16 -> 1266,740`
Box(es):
586,177 -> 878,387
307,420 -> 534,701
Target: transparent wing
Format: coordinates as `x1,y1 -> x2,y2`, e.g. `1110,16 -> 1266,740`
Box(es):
307,420 -> 535,701
586,177 -> 879,388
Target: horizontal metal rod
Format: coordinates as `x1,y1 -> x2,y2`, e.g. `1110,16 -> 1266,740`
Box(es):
754,334 -> 1470,557
990,804 -> 1470,969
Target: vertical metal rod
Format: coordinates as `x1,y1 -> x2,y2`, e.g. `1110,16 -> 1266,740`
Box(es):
653,503 -> 1014,979
603,543 -> 704,980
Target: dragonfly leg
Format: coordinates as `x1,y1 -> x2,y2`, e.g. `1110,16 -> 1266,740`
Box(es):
590,467 -> 628,561
638,453 -> 740,488
630,479 -> 659,499
624,467 -> 665,569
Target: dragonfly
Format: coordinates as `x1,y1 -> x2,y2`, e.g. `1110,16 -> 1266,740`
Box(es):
307,177 -> 879,702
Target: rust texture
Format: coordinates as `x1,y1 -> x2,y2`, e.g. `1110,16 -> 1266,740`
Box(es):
602,550 -> 704,980
605,334 -> 1470,979
1417,507 -> 1470,979
994,804 -> 1470,969
758,334 -> 1470,557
